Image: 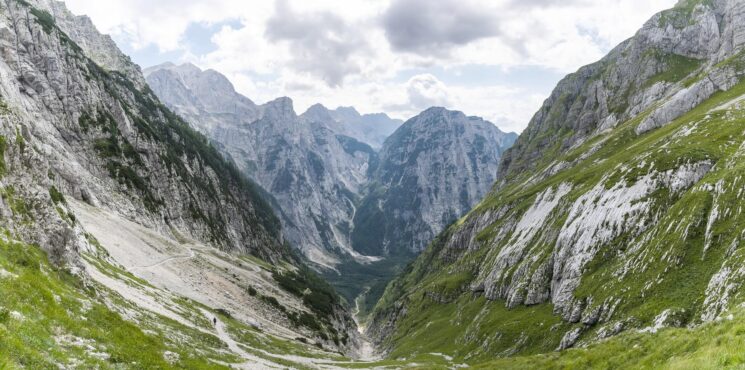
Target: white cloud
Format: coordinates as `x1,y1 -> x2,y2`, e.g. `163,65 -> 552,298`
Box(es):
400,74 -> 453,111
63,0 -> 677,132
264,0 -> 368,86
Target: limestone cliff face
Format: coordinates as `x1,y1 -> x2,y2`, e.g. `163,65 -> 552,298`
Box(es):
0,1 -> 373,356
500,0 -> 745,181
32,0 -> 146,87
353,107 -> 517,256
369,0 -> 745,358
219,99 -> 379,267
147,64 -> 380,267
144,63 -> 262,135
0,0 -> 288,266
319,106 -> 403,149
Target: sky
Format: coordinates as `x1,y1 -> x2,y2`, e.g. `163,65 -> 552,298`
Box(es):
64,0 -> 677,133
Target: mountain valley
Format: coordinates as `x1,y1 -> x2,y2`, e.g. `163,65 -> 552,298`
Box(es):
145,62 -> 518,312
4,0 -> 745,369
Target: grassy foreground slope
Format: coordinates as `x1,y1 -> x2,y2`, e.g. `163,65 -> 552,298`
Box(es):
0,230 -> 363,369
0,236 -> 231,368
478,308 -> 745,370
2,226 -> 745,368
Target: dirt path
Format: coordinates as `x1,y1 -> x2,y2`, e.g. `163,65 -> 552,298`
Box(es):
709,93 -> 745,113
130,248 -> 196,270
199,309 -> 283,370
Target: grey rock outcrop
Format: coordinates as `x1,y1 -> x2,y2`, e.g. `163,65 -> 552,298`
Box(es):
317,106 -> 403,149
31,0 -> 146,86
353,107 -> 518,256
144,63 -> 262,134
146,64 -> 381,267
500,0 -> 745,180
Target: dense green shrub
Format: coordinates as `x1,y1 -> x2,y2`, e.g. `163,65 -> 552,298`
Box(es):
29,8 -> 55,34
273,268 -> 339,317
260,295 -> 285,313
49,186 -> 65,204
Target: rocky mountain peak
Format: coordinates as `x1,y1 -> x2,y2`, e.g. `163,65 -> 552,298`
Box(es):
302,103 -> 336,123
499,0 -> 745,180
414,106 -> 473,124
26,0 -> 146,87
353,107 -> 517,256
176,62 -> 203,74
363,112 -> 395,120
333,106 -> 362,121
146,63 -> 260,133
263,97 -> 297,121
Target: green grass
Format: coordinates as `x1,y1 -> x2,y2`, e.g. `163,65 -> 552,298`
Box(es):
385,295 -> 571,362
476,307 -> 745,369
644,51 -> 703,88
49,186 -> 65,204
0,237 -> 233,368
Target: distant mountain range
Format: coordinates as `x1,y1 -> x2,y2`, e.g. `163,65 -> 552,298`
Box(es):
146,62 -> 517,266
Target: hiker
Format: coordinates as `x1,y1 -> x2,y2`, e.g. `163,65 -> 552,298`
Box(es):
213,317 -> 217,326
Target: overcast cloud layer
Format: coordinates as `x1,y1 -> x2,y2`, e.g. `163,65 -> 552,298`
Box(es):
65,0 -> 676,133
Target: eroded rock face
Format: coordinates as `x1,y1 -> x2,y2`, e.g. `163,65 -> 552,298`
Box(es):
500,0 -> 745,180
33,0 -> 146,87
146,64 -> 383,267
353,107 -> 518,256
144,63 -> 262,135
0,0 -> 288,265
304,104 -> 403,149
221,99 -> 379,267
0,0 -> 370,357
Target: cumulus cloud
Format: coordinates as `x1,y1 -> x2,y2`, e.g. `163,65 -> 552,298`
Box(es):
265,0 -> 367,86
382,0 -> 500,57
405,74 -> 452,110
384,74 -> 453,116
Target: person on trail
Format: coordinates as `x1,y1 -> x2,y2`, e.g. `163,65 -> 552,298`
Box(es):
213,317 -> 217,326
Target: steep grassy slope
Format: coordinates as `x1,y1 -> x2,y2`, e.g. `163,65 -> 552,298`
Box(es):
368,0 -> 745,363
476,307 -> 745,369
0,236 -> 232,368
370,80 -> 745,361
0,227 -> 379,368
